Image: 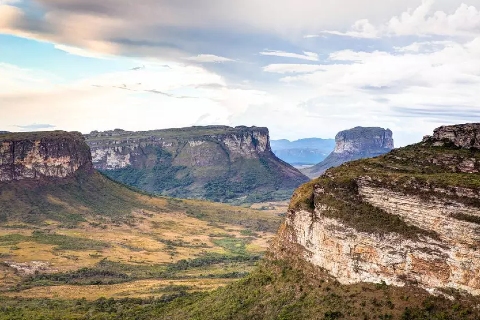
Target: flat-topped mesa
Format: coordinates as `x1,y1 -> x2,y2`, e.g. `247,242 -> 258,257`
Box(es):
0,131 -> 92,182
276,123 -> 480,296
334,126 -> 394,154
86,126 -> 272,170
423,123 -> 480,149
85,125 -> 308,203
302,127 -> 394,178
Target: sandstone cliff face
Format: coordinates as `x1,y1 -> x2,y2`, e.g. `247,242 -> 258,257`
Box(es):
303,127 -> 394,178
424,123 -> 480,149
0,131 -> 92,182
85,126 -> 308,203
276,123 -> 480,296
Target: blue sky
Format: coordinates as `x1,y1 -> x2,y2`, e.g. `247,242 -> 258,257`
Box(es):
1,0 -> 480,146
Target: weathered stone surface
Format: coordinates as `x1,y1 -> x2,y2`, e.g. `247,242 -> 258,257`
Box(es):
0,131 -> 92,182
302,127 -> 394,178
277,123 -> 480,296
425,123 -> 480,149
85,126 -> 309,202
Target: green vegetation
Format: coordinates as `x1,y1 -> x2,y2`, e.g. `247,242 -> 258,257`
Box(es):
0,231 -> 109,251
86,126 -> 270,142
86,126 -> 308,204
290,142 -> 480,239
0,131 -> 84,142
102,146 -> 194,198
1,258 -> 478,319
0,170 -> 144,225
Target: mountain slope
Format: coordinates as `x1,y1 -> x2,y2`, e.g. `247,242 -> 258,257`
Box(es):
0,131 -> 283,301
85,126 -> 309,204
302,126 -> 394,178
271,138 -> 335,165
149,123 -> 480,320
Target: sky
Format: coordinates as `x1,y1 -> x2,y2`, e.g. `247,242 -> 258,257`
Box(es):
1,0 -> 480,146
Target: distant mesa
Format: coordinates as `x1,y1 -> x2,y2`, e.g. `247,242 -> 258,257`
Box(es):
271,138 -> 335,166
302,126 -> 394,178
84,125 -> 309,204
0,131 -> 92,182
276,122 -> 480,297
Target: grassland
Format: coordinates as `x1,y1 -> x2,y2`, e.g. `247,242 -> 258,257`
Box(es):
289,142 -> 480,240
1,257 -> 479,319
0,171 -> 283,302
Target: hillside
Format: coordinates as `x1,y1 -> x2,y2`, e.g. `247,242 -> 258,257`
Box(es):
302,126 -> 394,178
85,126 -> 309,204
0,131 -> 282,303
271,138 -> 335,166
3,124 -> 480,319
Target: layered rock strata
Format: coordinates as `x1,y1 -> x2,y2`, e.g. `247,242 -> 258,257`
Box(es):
85,126 -> 309,202
276,123 -> 480,295
303,127 -> 394,178
0,131 -> 92,182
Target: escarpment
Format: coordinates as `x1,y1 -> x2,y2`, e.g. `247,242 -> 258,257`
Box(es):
0,131 -> 92,182
303,126 -> 394,178
85,126 -> 309,203
275,123 -> 480,296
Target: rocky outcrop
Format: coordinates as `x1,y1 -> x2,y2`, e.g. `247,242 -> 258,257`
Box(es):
85,126 -> 309,203
423,123 -> 480,149
275,123 -> 480,296
302,127 -> 394,178
0,131 -> 92,182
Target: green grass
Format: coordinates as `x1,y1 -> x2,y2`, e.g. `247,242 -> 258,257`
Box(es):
16,253 -> 260,290
289,142 -> 480,239
0,231 -> 110,251
86,126 -> 308,204
1,258 -> 478,320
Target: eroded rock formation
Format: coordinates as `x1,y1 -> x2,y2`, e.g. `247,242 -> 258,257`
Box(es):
302,127 -> 394,178
0,131 -> 92,182
85,126 -> 309,203
275,123 -> 480,296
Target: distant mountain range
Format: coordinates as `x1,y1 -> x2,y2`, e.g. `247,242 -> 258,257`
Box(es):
85,126 -> 309,204
270,138 -> 335,166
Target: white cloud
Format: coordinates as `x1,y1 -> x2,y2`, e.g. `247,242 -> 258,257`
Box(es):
320,0 -> 480,38
185,54 -> 235,63
0,60 -> 272,133
263,64 -> 324,74
54,44 -> 113,59
259,50 -> 319,61
321,19 -> 380,38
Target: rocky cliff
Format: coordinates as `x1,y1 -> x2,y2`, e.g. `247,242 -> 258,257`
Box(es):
85,126 -> 309,203
275,123 -> 480,296
302,127 -> 394,178
0,131 -> 92,182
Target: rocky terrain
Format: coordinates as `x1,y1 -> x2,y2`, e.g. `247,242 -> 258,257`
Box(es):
85,126 -> 309,204
0,131 -> 92,182
278,123 -> 480,296
0,130 -> 283,310
271,138 -> 335,166
302,126 -> 394,178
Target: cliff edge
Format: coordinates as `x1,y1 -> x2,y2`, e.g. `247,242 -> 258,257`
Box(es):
85,126 -> 309,203
276,123 -> 480,296
302,126 -> 394,178
0,131 -> 92,182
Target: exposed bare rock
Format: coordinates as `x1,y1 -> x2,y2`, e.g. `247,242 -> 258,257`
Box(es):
424,123 -> 480,149
0,131 -> 92,182
303,127 -> 394,178
275,123 -> 480,296
85,126 -> 308,203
